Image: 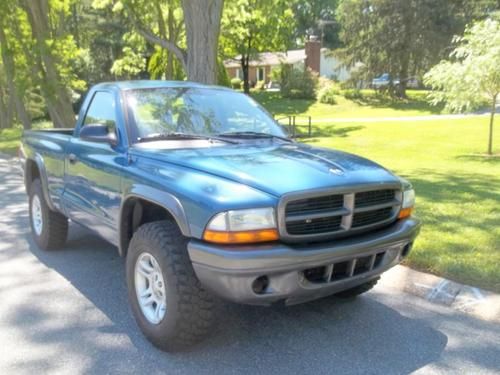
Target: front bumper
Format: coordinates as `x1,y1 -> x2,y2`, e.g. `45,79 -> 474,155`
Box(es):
188,218 -> 421,305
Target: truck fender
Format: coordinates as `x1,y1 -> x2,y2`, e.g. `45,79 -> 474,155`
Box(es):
119,185 -> 191,256
26,154 -> 57,212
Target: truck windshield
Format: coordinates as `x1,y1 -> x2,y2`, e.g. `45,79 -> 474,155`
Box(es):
125,87 -> 287,143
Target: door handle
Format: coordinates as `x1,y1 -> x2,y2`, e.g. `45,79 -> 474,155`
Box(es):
68,153 -> 77,164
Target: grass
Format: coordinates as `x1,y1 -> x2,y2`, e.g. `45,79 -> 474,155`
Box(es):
0,121 -> 52,156
0,128 -> 23,156
252,89 -> 445,119
301,117 -> 500,292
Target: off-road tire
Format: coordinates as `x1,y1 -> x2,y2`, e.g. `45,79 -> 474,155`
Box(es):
29,179 -> 68,250
126,220 -> 215,352
335,277 -> 380,299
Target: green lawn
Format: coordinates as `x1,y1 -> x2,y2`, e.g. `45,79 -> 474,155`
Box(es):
252,90 -> 445,119
302,117 -> 500,292
0,121 -> 51,156
0,128 -> 23,156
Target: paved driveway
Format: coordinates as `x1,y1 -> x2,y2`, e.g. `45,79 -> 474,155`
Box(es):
0,155 -> 499,374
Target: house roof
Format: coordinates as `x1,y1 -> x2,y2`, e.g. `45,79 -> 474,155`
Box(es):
224,49 -> 307,68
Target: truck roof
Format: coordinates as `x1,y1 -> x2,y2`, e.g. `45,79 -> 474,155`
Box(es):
92,80 -> 232,92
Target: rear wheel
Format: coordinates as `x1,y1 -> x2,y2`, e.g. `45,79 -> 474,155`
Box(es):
335,277 -> 379,299
29,179 -> 68,250
126,220 -> 215,351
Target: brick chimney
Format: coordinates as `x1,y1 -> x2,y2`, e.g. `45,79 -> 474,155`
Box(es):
305,35 -> 321,73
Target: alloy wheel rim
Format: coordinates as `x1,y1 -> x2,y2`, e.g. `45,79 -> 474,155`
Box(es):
31,195 -> 43,236
134,252 -> 167,324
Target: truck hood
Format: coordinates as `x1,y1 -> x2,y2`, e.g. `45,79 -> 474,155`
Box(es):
132,141 -> 401,197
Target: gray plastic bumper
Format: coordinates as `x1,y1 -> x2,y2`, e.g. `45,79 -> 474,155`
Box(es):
188,218 -> 421,306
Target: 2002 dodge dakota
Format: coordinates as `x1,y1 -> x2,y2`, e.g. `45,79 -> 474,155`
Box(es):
20,81 -> 421,351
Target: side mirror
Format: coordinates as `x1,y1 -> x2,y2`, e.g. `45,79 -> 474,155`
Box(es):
80,123 -> 117,145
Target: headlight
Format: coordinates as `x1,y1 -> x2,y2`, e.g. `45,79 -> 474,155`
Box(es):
399,185 -> 415,219
203,208 -> 279,244
402,188 -> 415,209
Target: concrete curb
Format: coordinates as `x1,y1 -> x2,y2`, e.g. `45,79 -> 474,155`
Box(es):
380,265 -> 500,322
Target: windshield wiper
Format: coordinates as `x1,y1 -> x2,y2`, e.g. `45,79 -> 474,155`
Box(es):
137,132 -> 238,144
216,131 -> 292,142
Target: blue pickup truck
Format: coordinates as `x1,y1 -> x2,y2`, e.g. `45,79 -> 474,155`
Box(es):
20,81 -> 420,351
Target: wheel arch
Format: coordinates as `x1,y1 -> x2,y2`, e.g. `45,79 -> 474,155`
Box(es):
25,154 -> 56,211
119,187 -> 191,257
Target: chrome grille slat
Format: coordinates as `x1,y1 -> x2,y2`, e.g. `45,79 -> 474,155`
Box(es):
279,184 -> 402,241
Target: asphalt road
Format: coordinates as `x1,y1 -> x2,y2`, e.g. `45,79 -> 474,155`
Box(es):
0,155 -> 499,375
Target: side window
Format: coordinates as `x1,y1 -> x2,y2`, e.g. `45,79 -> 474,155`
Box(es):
82,91 -> 117,135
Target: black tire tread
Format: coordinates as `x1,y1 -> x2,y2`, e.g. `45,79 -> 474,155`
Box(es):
127,220 -> 215,351
29,179 -> 68,250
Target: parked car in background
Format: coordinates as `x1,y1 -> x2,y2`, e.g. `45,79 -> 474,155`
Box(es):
371,73 -> 419,90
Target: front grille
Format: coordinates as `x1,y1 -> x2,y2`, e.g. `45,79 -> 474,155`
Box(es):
287,216 -> 342,235
282,186 -> 401,240
355,189 -> 395,207
285,194 -> 343,215
352,207 -> 393,228
302,251 -> 386,284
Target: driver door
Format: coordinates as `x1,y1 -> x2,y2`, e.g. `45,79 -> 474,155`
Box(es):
62,91 -> 124,244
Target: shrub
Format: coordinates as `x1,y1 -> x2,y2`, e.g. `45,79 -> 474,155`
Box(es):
217,61 -> 232,87
231,77 -> 242,90
318,86 -> 339,105
280,64 -> 318,99
342,89 -> 363,100
318,76 -> 337,90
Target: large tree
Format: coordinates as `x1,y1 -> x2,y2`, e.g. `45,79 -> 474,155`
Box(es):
220,0 -> 295,93
21,0 -> 79,128
0,1 -> 32,129
337,0 -> 499,97
425,13 -> 500,155
102,0 -> 224,84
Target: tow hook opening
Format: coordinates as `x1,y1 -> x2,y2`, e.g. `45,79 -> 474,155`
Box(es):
402,242 -> 413,258
252,276 -> 270,295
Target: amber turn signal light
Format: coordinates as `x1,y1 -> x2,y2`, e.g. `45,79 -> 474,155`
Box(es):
398,207 -> 413,219
203,229 -> 279,244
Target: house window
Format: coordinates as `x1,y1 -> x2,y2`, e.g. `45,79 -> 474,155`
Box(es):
236,68 -> 242,79
257,67 -> 265,81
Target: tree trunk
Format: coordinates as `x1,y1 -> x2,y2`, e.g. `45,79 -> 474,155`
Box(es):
129,0 -> 223,84
0,24 -> 31,129
181,0 -> 223,84
0,86 -> 8,129
23,0 -> 75,128
166,5 -> 174,79
242,55 -> 250,94
488,94 -> 497,155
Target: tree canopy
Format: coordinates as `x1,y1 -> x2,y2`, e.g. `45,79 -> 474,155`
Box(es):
220,0 -> 295,93
337,0 -> 499,96
425,13 -> 500,154
0,0 -> 498,130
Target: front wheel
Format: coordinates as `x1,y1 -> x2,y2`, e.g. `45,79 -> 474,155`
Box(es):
29,179 -> 68,250
126,220 -> 215,351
